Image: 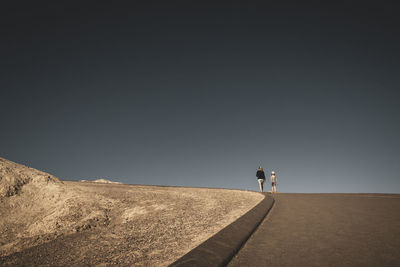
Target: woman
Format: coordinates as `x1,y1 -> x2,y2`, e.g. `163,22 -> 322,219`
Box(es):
256,166 -> 266,192
270,171 -> 277,193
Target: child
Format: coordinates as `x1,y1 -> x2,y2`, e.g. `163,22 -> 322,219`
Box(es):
270,171 -> 278,193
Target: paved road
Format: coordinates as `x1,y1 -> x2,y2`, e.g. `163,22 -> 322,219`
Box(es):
229,194 -> 400,266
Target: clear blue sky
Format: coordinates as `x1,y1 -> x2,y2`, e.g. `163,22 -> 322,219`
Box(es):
1,1 -> 399,193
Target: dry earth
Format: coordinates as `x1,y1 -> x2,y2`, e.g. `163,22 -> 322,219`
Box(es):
0,158 -> 263,266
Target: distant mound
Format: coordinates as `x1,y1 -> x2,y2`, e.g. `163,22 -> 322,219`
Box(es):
93,178 -> 122,184
81,178 -> 122,184
0,157 -> 60,197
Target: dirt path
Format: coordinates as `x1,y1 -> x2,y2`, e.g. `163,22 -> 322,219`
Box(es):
229,194 -> 400,266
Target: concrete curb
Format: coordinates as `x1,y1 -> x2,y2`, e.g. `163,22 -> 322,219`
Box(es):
169,193 -> 275,267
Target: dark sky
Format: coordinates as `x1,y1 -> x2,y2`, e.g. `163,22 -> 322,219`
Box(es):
1,1 -> 399,193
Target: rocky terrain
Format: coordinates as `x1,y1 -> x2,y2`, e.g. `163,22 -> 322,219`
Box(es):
0,158 -> 263,266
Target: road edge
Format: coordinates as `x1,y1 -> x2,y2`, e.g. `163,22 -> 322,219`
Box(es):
169,192 -> 275,267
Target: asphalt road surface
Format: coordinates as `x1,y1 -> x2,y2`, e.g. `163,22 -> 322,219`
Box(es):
229,194 -> 400,267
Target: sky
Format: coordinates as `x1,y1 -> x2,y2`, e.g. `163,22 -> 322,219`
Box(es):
1,1 -> 399,193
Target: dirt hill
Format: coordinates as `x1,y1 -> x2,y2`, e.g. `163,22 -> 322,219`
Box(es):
0,158 -> 60,197
0,158 -> 116,258
0,158 -> 263,266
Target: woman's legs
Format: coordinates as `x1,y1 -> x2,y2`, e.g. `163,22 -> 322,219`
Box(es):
258,180 -> 263,192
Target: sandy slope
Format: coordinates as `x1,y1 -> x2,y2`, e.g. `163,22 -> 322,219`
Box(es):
0,158 -> 263,266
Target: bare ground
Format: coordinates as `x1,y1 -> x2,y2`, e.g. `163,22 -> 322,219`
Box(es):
229,194 -> 400,266
0,158 -> 263,266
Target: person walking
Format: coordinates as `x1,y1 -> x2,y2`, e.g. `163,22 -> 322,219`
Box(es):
256,166 -> 266,192
270,171 -> 277,193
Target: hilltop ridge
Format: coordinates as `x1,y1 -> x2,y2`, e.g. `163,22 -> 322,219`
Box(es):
0,157 -> 60,197
0,158 -> 112,257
